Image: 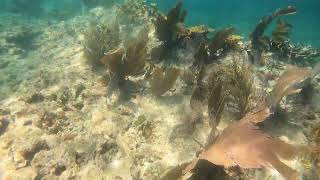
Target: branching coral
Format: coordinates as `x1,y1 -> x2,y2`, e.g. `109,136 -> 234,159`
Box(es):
83,22 -> 120,67
153,1 -> 213,62
150,67 -> 180,96
250,8 -> 320,65
255,10 -> 319,65
272,19 -> 292,44
193,27 -> 237,67
190,67 -> 208,112
249,6 -> 297,63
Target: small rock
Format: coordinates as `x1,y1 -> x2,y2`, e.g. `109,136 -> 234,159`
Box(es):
13,151 -> 28,169
19,139 -> 49,162
22,119 -> 33,126
0,108 -> 10,115
0,117 -> 9,135
27,93 -> 44,104
118,106 -> 133,116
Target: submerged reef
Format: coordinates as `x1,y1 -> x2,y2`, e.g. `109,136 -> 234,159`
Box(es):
1,1 -> 320,180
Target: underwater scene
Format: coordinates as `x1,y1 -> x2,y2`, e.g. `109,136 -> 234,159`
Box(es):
1,0 -> 320,179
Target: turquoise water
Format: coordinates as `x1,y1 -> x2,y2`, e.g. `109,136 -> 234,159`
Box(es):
1,0 -> 319,46
149,0 -> 320,47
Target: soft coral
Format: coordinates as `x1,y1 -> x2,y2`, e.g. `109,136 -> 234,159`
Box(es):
184,64 -> 320,180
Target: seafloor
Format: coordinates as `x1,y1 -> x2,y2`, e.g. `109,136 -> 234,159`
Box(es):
0,1 -> 320,180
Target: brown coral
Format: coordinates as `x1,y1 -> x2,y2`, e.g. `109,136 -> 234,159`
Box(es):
100,28 -> 149,78
155,1 -> 187,45
150,67 -> 180,96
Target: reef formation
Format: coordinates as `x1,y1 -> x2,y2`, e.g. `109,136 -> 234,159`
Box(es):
0,1 -> 320,180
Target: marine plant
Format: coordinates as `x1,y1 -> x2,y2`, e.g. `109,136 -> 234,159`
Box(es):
83,22 -> 120,67
150,67 -> 180,96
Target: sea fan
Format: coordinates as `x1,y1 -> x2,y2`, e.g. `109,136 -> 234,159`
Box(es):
184,64 -> 320,180
100,28 -> 149,78
191,120 -> 301,180
269,66 -> 313,109
150,67 -> 180,96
